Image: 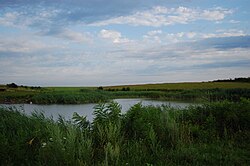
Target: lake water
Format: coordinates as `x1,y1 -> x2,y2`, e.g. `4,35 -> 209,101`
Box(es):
0,99 -> 192,121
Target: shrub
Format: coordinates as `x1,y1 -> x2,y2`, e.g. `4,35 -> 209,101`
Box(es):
6,83 -> 18,88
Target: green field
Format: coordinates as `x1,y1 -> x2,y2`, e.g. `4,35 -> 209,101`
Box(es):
46,87 -> 96,92
104,82 -> 250,90
1,81 -> 250,104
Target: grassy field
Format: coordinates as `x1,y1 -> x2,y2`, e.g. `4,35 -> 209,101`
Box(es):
104,82 -> 250,90
1,99 -> 249,165
0,86 -> 108,104
1,81 -> 250,104
46,87 -> 96,92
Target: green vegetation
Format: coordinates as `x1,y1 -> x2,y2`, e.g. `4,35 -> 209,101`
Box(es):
0,86 -> 110,104
1,79 -> 250,104
104,81 -> 250,90
6,83 -> 18,88
213,77 -> 250,83
1,99 -> 249,165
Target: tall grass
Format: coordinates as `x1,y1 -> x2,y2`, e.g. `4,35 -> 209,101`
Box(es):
0,99 -> 249,165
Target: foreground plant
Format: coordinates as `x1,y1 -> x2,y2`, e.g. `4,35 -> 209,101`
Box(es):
0,99 -> 249,165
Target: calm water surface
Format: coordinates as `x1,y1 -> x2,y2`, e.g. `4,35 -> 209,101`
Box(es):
1,99 -> 192,121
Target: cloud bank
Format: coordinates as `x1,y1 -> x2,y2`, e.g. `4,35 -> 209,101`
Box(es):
0,0 -> 249,86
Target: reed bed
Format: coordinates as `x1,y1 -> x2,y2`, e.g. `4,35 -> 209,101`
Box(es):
0,99 -> 249,165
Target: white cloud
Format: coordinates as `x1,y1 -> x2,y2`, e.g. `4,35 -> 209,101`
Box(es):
99,29 -> 131,44
200,8 -> 232,21
202,29 -> 246,38
143,30 -> 163,43
0,12 -> 19,27
42,28 -> 93,43
147,30 -> 163,36
0,37 -> 59,53
229,20 -> 240,24
0,9 -> 92,43
59,30 -> 91,42
143,30 -> 203,44
0,8 -> 61,28
1,35 -> 249,86
1,2 -> 249,86
92,6 -> 233,27
186,32 -> 197,39
142,29 -> 247,45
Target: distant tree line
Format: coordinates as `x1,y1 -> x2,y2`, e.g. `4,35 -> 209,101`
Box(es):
6,83 -> 18,88
213,77 -> 250,83
97,86 -> 130,91
6,83 -> 42,89
97,86 -> 103,90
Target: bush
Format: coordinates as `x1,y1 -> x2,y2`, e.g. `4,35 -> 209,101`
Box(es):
180,99 -> 250,140
6,83 -> 18,88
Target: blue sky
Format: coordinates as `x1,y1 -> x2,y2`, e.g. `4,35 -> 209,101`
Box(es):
0,0 -> 249,86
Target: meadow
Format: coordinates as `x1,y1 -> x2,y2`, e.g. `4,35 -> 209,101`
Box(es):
1,81 -> 250,104
0,99 -> 249,165
104,81 -> 250,90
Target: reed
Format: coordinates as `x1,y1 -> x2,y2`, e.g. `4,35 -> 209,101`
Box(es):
0,99 -> 249,165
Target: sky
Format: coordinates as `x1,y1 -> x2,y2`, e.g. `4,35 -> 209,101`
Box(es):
0,0 -> 250,86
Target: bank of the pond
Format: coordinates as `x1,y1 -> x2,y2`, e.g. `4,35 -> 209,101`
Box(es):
0,98 -> 193,121
0,99 -> 249,165
1,86 -> 250,104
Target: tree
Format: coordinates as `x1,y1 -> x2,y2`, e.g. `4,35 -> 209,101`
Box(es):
6,83 -> 18,88
97,86 -> 103,90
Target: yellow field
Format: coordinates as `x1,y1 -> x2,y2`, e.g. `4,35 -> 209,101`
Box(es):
104,82 -> 250,90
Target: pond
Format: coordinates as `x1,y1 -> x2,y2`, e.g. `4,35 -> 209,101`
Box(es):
0,98 -> 193,121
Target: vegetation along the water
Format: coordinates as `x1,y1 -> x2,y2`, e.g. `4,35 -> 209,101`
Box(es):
0,99 -> 249,165
1,77 -> 250,104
